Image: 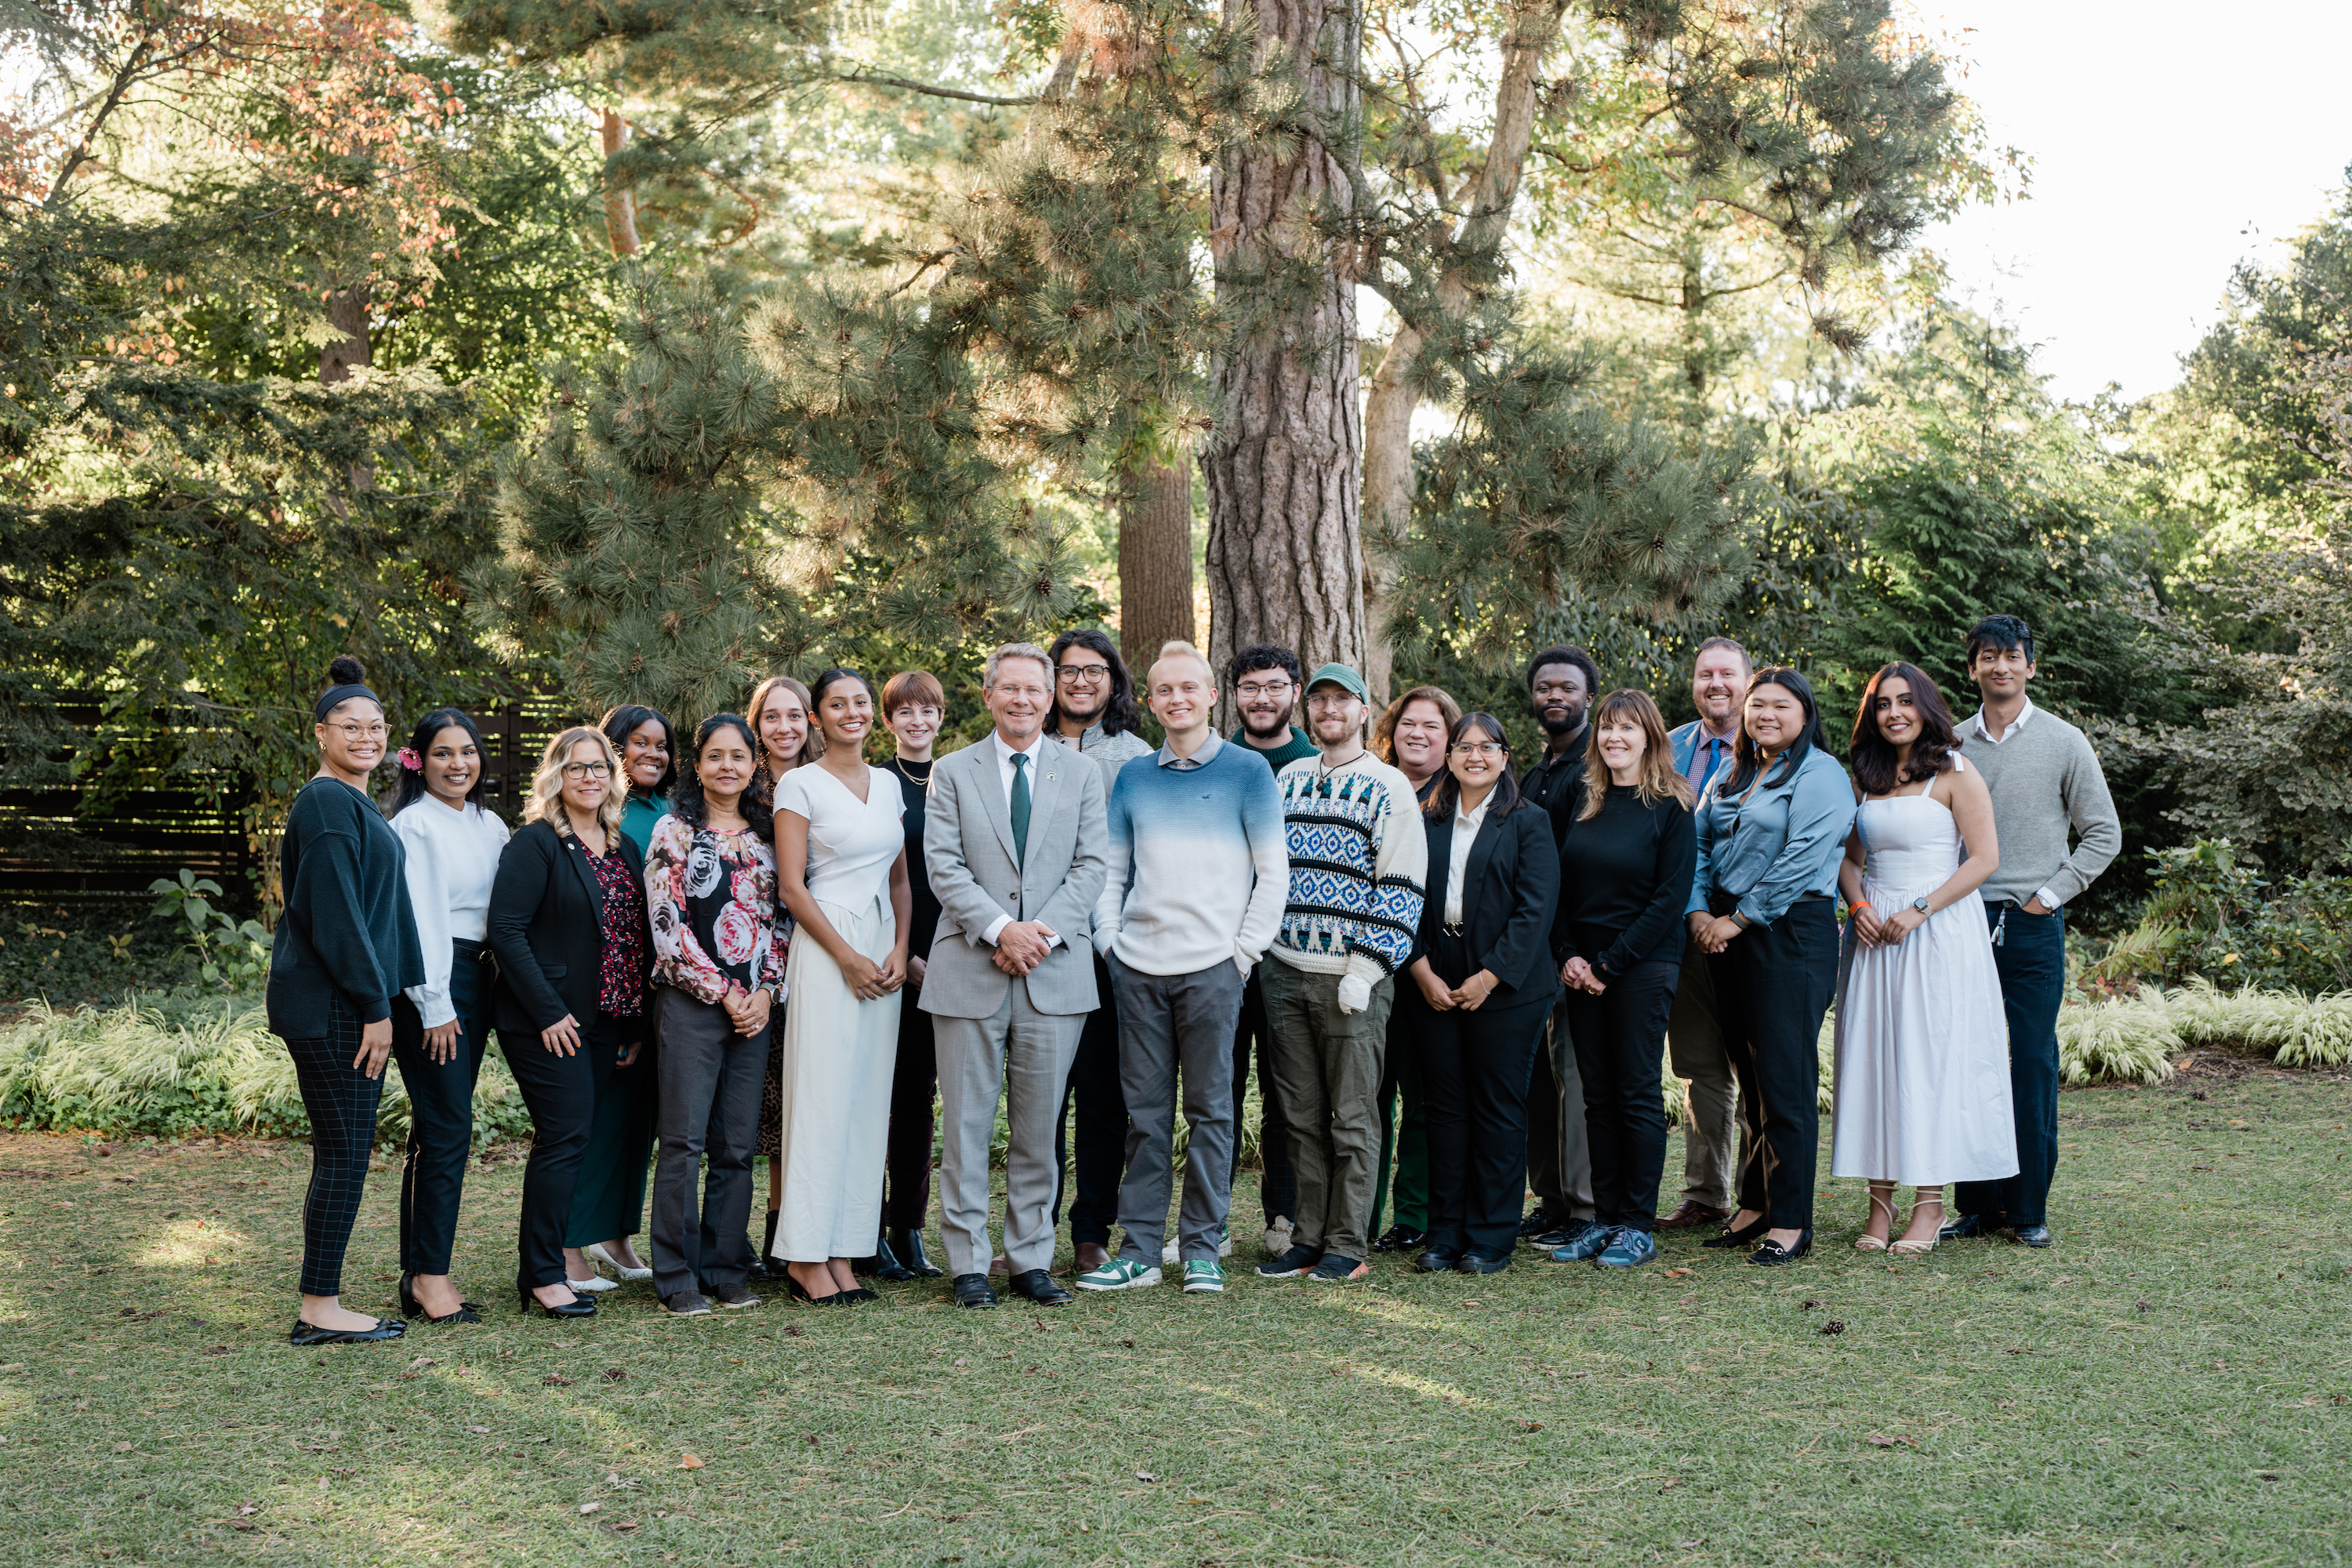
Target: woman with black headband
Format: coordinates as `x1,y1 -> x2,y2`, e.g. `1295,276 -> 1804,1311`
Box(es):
266,656 -> 425,1345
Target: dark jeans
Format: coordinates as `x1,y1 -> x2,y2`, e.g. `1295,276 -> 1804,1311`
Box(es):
883,973 -> 940,1232
1230,968 -> 1298,1225
390,939 -> 493,1276
1708,895 -> 1838,1231
1052,954 -> 1127,1246
1957,901 -> 2067,1227
1411,938 -> 1553,1258
282,992 -> 383,1297
650,987 -> 770,1298
1370,1001 -> 1428,1236
503,1014 -> 621,1288
1565,951 -> 1680,1232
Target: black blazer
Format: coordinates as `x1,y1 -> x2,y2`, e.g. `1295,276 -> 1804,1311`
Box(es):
486,818 -> 650,1037
1414,799 -> 1563,1005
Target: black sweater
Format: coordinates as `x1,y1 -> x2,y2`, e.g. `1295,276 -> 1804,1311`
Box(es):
266,776 -> 424,1036
1553,783 -> 1697,980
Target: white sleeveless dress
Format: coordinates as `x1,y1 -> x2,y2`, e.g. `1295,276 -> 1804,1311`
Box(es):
1830,758 -> 2019,1185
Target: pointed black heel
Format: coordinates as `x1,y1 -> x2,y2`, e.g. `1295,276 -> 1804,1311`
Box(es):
783,1269 -> 847,1306
401,1272 -> 483,1324
516,1279 -> 597,1319
1700,1215 -> 1773,1250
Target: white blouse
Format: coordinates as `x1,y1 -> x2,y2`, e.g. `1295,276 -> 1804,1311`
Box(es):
774,764 -> 905,910
1443,795 -> 1492,927
392,797 -> 511,1029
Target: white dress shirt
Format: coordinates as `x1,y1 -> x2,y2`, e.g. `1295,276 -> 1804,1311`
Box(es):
1443,794 -> 1492,927
982,728 -> 1062,949
1969,697 -> 2059,909
392,797 -> 510,1029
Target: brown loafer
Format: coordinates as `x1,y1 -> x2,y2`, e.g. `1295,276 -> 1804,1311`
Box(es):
1062,1242 -> 1112,1276
1657,1200 -> 1732,1230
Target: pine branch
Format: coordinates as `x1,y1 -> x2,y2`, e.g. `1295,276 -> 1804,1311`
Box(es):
823,68 -> 1039,107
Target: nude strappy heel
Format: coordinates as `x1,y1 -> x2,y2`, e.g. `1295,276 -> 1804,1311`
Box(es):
1856,1184 -> 1897,1252
1891,1189 -> 1945,1255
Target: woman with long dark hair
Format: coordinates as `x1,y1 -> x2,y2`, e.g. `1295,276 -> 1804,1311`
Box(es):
1832,662 -> 2015,1254
1686,667 -> 1857,1266
385,706 -> 508,1323
746,674 -> 814,1272
1552,691 -> 1696,1271
1402,713 -> 1561,1275
644,714 -> 788,1313
267,656 -> 423,1345
604,704 -> 677,859
770,668 -> 912,1304
486,726 -> 651,1318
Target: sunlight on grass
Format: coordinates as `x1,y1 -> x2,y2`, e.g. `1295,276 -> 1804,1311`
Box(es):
1334,1358 -> 1490,1408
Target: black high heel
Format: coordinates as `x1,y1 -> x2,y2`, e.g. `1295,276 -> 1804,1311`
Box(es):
1700,1214 -> 1772,1250
516,1279 -> 597,1319
783,1269 -> 846,1306
888,1228 -> 942,1279
1748,1229 -> 1814,1267
400,1272 -> 483,1324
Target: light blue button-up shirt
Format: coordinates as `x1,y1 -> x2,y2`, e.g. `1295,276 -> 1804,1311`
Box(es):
1686,744 -> 1857,927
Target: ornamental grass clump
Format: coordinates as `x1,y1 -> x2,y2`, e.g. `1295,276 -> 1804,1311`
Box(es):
2159,978 -> 2352,1068
2056,995 -> 2180,1085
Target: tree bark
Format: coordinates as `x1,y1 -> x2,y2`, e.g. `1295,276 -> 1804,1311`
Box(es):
600,108 -> 641,256
1359,0 -> 1570,699
1203,0 -> 1367,683
1117,455 -> 1196,673
318,282 -> 371,385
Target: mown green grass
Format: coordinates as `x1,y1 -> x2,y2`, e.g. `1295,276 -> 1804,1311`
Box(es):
3,1062 -> 2349,1566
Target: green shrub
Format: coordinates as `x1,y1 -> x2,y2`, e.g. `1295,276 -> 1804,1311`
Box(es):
2092,840 -> 2352,995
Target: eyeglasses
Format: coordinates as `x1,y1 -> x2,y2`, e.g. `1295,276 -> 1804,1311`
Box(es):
1452,742 -> 1507,759
1235,680 -> 1293,699
1056,663 -> 1112,684
326,722 -> 387,742
561,761 -> 612,779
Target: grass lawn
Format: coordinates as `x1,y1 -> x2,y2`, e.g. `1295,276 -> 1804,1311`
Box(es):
3,1058 -> 2349,1566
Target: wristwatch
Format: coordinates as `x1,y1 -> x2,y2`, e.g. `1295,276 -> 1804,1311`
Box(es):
1911,897 -> 1931,915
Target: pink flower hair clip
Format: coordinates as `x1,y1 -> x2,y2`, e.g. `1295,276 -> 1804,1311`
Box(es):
397,746 -> 424,771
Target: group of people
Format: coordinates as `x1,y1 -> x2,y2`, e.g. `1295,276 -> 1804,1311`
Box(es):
264,612 -> 2119,1344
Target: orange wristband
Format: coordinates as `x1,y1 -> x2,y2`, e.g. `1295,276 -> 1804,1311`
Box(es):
1848,900 -> 1872,912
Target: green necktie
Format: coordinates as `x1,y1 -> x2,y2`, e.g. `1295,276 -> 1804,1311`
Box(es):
1009,751 -> 1031,869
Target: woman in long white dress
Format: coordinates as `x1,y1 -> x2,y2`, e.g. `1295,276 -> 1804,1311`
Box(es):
1831,662 -> 2018,1255
769,668 -> 913,1305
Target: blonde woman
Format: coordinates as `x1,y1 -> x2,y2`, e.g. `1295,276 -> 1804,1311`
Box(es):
485,727 -> 651,1319
746,674 -> 814,1272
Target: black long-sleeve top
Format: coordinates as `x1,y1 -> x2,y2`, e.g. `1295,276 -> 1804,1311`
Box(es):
1553,783 -> 1697,980
266,776 -> 424,1036
887,758 -> 941,962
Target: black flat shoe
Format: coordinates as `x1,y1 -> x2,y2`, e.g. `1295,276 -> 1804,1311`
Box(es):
289,1316 -> 405,1346
1939,1212 -> 2002,1241
516,1281 -> 597,1318
891,1229 -> 945,1279
782,1272 -> 848,1306
1412,1249 -> 1461,1273
2008,1223 -> 2053,1248
1007,1269 -> 1073,1306
1700,1215 -> 1772,1250
399,1273 -> 484,1323
1457,1250 -> 1513,1275
1748,1229 -> 1813,1267
1373,1225 -> 1426,1254
950,1272 -> 1000,1309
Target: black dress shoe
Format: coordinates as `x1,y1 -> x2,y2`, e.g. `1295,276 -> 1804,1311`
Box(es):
1517,1210 -> 1561,1240
515,1281 -> 596,1318
2008,1223 -> 2053,1248
750,1211 -> 780,1281
782,1272 -> 848,1305
1457,1250 -> 1513,1275
1413,1249 -> 1461,1273
891,1229 -> 945,1279
289,1316 -> 405,1345
840,1287 -> 879,1303
1373,1225 -> 1426,1254
1700,1215 -> 1772,1250
1007,1269 -> 1073,1306
1938,1211 -> 2001,1241
1748,1229 -> 1813,1267
861,1232 -> 919,1282
951,1272 -> 1000,1308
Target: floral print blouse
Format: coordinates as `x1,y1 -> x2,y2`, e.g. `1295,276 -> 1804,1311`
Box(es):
584,840 -> 647,1018
644,815 -> 789,1005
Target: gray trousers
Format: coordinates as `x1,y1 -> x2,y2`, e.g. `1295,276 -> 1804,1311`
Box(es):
1532,1004 -> 1597,1222
649,986 -> 770,1299
1667,941 -> 1738,1211
1261,959 -> 1394,1264
934,987 -> 1086,1278
1106,953 -> 1247,1266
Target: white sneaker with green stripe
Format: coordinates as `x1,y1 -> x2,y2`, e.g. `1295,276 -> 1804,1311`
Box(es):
1181,1258 -> 1225,1294
1073,1256 -> 1162,1291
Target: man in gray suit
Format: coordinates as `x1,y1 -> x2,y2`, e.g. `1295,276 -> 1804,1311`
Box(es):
922,642 -> 1110,1308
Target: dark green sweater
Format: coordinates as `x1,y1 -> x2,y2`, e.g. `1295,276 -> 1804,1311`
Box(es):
266,776 -> 425,1037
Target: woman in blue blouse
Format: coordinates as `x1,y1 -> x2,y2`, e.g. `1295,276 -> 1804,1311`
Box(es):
1684,667 -> 1857,1265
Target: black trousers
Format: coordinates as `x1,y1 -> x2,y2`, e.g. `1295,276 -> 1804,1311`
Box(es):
283,992 -> 385,1297
883,971 -> 940,1232
1229,967 -> 1298,1225
1564,950 -> 1680,1232
1051,953 -> 1127,1245
650,986 -> 770,1298
1412,934 -> 1555,1258
1707,894 -> 1837,1231
390,939 -> 492,1276
502,1013 -> 620,1288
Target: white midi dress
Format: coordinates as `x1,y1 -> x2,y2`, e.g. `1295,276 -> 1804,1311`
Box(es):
1830,759 -> 2020,1186
770,764 -> 905,1263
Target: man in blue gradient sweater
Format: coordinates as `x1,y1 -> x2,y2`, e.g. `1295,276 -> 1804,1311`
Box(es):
1076,641 -> 1290,1296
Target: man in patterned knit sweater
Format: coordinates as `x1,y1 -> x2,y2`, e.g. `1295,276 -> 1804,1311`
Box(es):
1256,664 -> 1429,1283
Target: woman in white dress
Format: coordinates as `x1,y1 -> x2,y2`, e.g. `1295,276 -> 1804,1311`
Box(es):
1832,662 -> 2018,1255
770,668 -> 913,1305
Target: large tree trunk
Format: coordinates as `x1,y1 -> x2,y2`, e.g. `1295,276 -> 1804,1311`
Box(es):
600,108 -> 641,256
1117,455 -> 1195,674
318,283 -> 371,384
1203,0 -> 1367,682
1359,0 -> 1570,700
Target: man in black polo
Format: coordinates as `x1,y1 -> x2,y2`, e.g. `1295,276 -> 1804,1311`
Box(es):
1518,644 -> 1600,1250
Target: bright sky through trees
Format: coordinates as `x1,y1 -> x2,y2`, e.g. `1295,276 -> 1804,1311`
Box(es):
1916,0 -> 2352,401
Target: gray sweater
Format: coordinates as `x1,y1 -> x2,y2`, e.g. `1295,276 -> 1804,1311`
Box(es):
1962,702 -> 2122,909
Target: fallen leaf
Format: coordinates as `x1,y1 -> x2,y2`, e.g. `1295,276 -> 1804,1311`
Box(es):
1136,1471 -> 1156,1483
603,1368 -> 626,1383
1866,1434 -> 1918,1449
609,1521 -> 640,1533
1120,1338 -> 1134,1348
1517,1420 -> 1543,1432
408,1356 -> 436,1369
579,1502 -> 601,1515
677,1454 -> 706,1470
467,1425 -> 492,1435
1663,1268 -> 1692,1279
113,1442 -> 132,1453
543,1374 -> 572,1386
